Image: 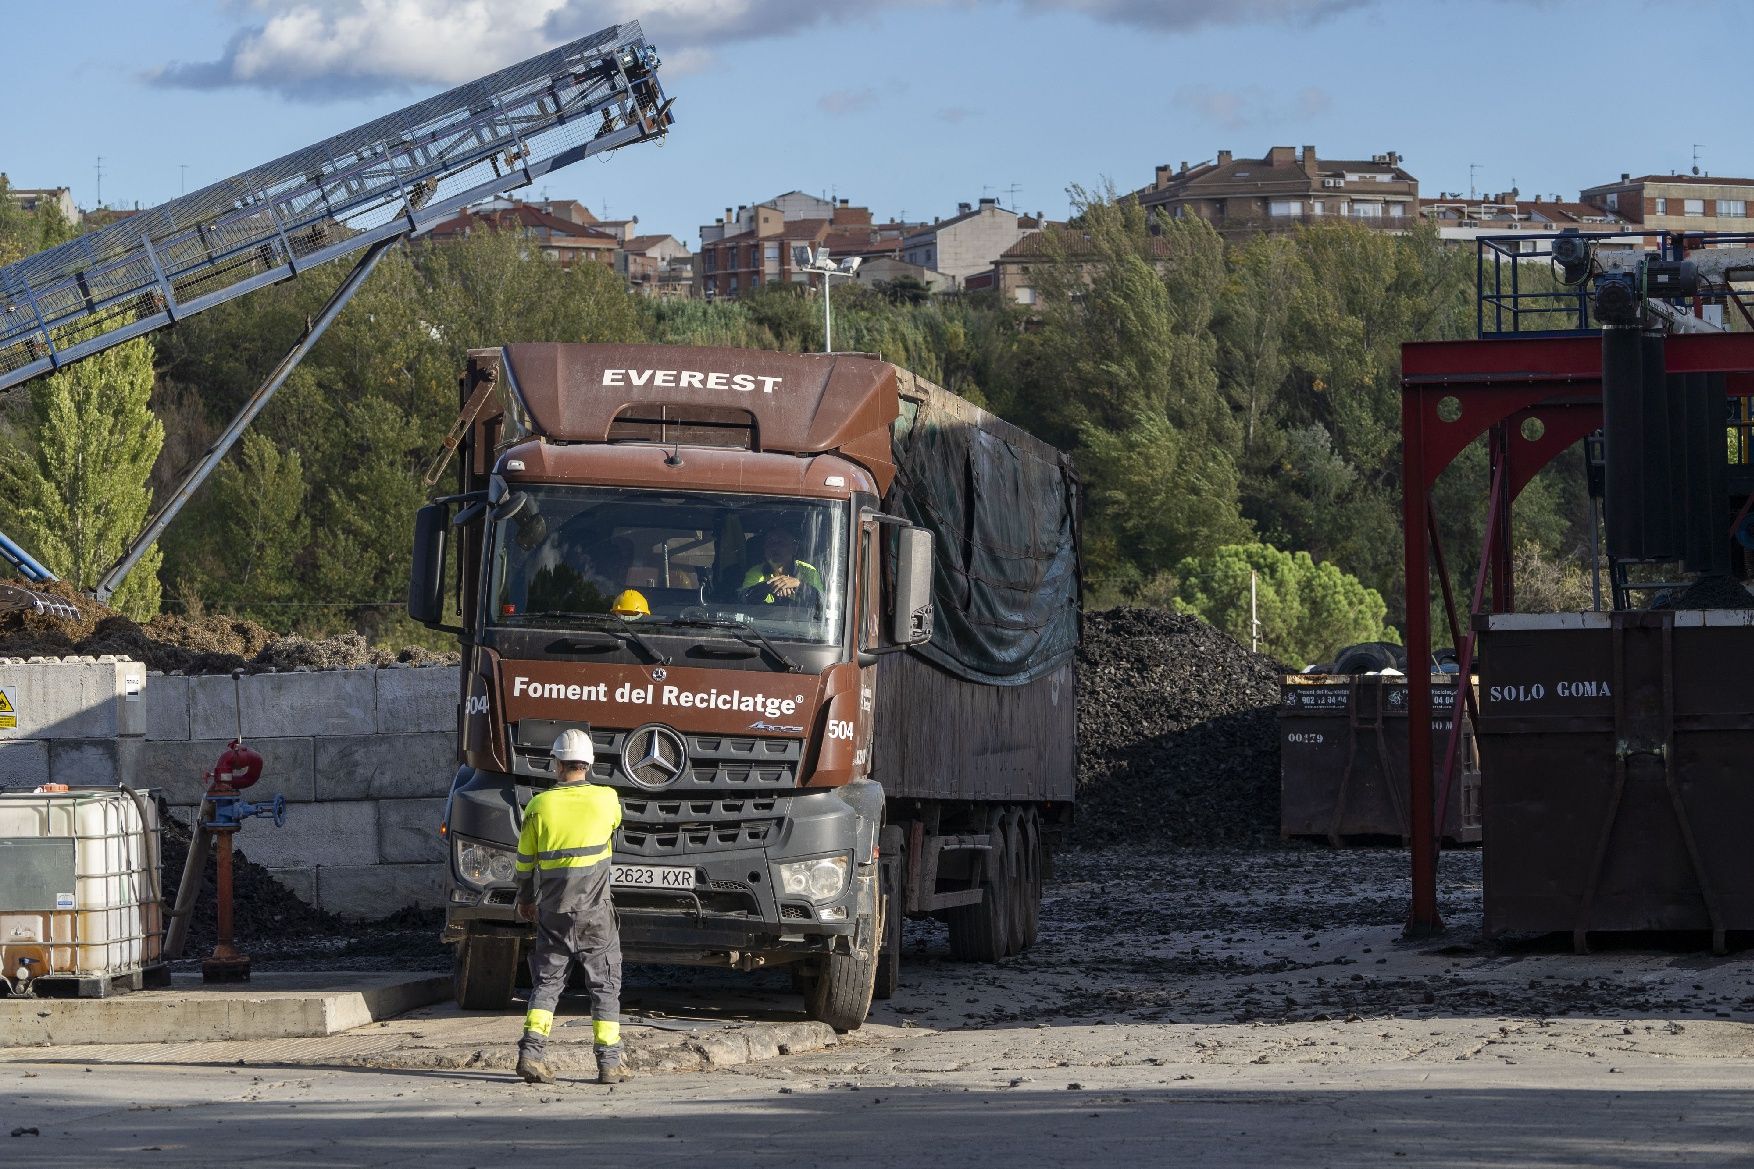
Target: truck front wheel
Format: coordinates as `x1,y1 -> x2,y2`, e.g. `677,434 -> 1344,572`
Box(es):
804,880 -> 879,1031
453,933 -> 519,1011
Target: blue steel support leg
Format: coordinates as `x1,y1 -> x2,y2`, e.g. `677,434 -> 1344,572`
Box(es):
93,234 -> 401,604
0,529 -> 59,583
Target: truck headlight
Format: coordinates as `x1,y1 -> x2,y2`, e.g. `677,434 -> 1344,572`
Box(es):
777,855 -> 848,903
456,838 -> 518,886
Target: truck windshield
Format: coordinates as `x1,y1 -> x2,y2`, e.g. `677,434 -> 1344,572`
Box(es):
487,486 -> 848,646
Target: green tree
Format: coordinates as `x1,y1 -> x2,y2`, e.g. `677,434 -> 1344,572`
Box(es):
1173,542 -> 1396,667
2,338 -> 164,617
166,432 -> 309,623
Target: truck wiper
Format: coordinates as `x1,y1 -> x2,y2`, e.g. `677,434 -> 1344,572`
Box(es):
653,617 -> 801,673
512,612 -> 671,664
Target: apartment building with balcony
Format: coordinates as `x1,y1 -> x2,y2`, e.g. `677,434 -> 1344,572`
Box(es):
1137,146 -> 1419,235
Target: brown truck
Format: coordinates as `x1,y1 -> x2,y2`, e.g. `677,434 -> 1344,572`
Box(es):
410,343 -> 1081,1030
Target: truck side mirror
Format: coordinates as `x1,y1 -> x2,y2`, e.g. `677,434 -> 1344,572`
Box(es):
892,526 -> 934,646
408,502 -> 450,627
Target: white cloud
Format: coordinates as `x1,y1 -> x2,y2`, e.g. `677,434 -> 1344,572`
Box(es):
151,0 -> 575,96
1172,84 -> 1333,131
1021,0 -> 1367,29
149,0 -> 1384,100
818,88 -> 879,116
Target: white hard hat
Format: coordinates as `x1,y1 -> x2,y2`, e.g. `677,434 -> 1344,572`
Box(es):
552,728 -> 595,765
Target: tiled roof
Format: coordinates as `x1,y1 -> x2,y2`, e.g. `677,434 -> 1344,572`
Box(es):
620,234 -> 682,253
997,224 -> 1160,260
1618,174 -> 1754,187
428,205 -> 618,242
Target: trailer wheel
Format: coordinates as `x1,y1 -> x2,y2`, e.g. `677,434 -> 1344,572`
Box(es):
874,824 -> 906,1000
805,879 -> 879,1032
1003,809 -> 1028,957
1019,810 -> 1042,951
453,933 -> 519,1011
947,814 -> 1011,962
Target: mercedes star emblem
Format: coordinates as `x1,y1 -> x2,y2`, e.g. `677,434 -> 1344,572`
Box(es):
652,667 -> 667,681
621,723 -> 689,790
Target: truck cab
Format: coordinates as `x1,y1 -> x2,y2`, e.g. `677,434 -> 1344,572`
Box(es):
411,344 -> 939,1030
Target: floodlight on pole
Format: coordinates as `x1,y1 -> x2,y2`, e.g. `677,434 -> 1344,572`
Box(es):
796,245 -> 857,353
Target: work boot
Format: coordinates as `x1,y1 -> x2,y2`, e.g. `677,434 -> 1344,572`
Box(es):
516,1033 -> 555,1085
595,1043 -> 627,1085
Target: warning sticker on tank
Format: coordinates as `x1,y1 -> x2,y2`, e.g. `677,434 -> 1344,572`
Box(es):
0,688 -> 16,729
55,894 -> 74,909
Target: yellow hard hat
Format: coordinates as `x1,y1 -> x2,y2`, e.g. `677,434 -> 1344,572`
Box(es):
610,589 -> 650,618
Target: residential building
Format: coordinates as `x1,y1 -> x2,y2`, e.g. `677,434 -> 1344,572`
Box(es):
594,218 -> 641,243
697,207 -> 831,299
902,198 -> 1041,287
851,257 -> 955,294
1580,172 -> 1754,235
1,178 -> 78,224
1420,192 -> 1628,247
1137,146 -> 1419,236
618,234 -> 693,297
993,223 -> 1155,309
699,191 -> 838,247
528,197 -> 598,226
423,202 -> 619,268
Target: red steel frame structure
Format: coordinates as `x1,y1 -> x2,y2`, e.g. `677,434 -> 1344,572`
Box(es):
1399,331 -> 1754,932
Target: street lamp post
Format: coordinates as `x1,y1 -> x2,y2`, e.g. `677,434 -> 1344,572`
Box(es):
793,246 -> 861,353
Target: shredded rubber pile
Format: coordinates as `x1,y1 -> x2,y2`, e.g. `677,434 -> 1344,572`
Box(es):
0,583 -> 458,673
1076,607 -> 1285,847
156,812 -> 448,966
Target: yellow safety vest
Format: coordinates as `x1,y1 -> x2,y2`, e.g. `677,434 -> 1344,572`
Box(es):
515,783 -> 622,875
741,559 -> 823,602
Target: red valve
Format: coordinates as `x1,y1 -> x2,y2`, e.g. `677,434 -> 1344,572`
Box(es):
207,740 -> 264,792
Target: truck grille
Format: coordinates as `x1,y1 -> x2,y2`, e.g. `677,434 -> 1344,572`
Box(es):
616,796 -> 785,858
512,723 -> 800,791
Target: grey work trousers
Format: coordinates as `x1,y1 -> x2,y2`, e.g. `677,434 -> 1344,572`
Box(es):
525,885 -> 622,1045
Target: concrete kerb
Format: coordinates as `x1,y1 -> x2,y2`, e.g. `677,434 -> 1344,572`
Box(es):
336,1019 -> 842,1078
0,972 -> 451,1046
0,996 -> 842,1080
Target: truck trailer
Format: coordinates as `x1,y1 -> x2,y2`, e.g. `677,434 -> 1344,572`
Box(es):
410,343 -> 1081,1030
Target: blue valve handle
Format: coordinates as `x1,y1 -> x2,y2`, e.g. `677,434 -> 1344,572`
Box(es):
204,793 -> 287,829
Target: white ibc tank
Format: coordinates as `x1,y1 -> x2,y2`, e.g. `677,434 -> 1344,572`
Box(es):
0,788 -> 163,981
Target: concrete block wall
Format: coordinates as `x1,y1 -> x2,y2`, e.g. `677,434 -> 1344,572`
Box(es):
0,657 -> 460,921
142,666 -> 459,919
0,657 -> 147,789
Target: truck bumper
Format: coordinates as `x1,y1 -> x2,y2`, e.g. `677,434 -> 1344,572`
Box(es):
442,770 -> 882,966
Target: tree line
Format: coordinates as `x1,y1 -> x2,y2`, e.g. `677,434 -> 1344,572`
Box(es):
0,179 -> 1593,663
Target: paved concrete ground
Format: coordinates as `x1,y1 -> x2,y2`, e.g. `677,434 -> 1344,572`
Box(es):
4,846 -> 1752,1167
4,1029 -> 1752,1167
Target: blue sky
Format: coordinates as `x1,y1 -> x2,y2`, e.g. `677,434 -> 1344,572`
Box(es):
4,0 -> 1750,248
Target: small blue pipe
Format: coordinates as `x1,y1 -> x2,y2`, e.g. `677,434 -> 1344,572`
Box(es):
0,529 -> 56,583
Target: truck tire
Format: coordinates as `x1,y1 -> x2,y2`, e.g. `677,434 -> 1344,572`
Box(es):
806,881 -> 879,1032
1019,811 -> 1042,951
453,933 -> 519,1011
1003,809 -> 1028,957
874,825 -> 906,1001
946,816 -> 1011,962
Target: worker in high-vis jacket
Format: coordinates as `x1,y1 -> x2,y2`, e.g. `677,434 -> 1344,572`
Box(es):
514,728 -> 625,1085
